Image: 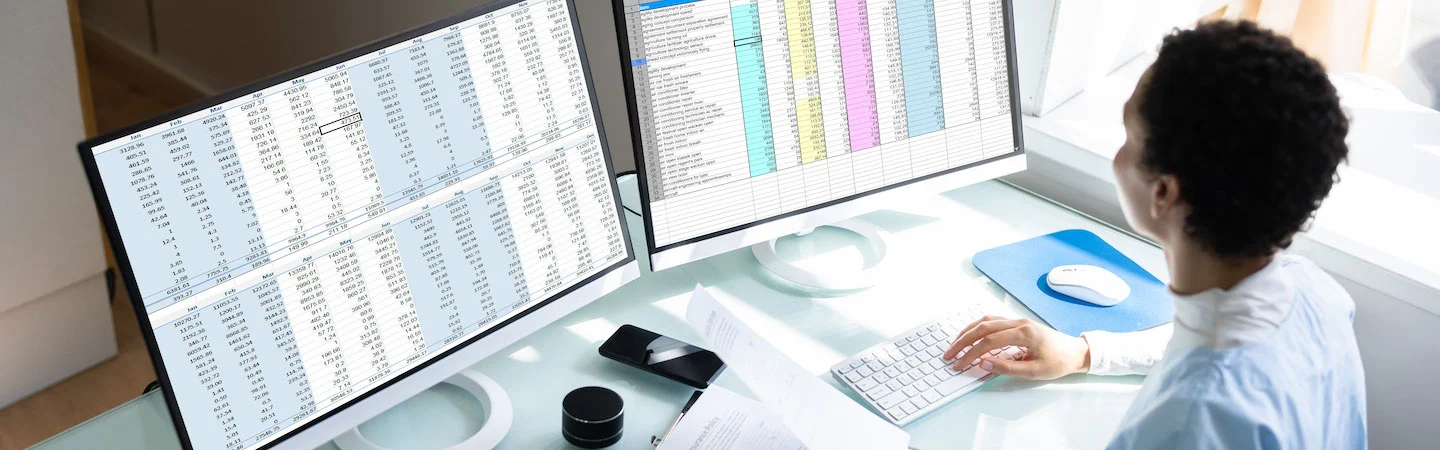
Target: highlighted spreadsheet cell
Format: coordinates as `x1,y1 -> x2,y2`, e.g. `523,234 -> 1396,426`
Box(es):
319,113 -> 362,135
732,2 -> 777,176
785,0 -> 819,79
837,0 -> 879,151
898,0 -> 945,137
797,97 -> 827,164
638,0 -> 705,11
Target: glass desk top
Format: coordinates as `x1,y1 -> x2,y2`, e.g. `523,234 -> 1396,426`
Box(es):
34,180 -> 1161,450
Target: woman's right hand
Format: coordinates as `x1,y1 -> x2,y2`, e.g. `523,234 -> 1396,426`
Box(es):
942,316 -> 1092,381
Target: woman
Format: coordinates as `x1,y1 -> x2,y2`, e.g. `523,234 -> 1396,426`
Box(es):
944,21 -> 1366,449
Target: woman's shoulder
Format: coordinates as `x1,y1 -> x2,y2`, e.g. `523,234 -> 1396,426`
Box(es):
1276,253 -> 1355,317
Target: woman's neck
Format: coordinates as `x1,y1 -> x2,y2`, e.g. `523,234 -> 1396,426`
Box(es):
1165,239 -> 1274,296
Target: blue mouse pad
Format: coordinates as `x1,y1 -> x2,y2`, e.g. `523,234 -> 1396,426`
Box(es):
973,229 -> 1172,336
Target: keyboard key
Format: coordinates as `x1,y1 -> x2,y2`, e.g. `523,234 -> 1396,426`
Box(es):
908,342 -> 927,354
876,353 -> 896,366
857,366 -> 875,377
922,389 -> 943,404
910,398 -> 930,409
849,360 -> 866,369
924,373 -> 943,386
901,403 -> 919,415
877,390 -> 908,410
905,354 -> 925,367
883,367 -> 902,378
927,347 -> 943,358
844,371 -> 864,383
886,380 -> 904,391
875,372 -> 892,384
885,347 -> 906,360
935,370 -> 984,396
921,335 -> 938,346
902,386 -> 920,397
854,377 -> 879,392
866,361 -> 885,372
964,365 -> 988,377
905,363 -> 928,376
896,373 -> 914,385
890,409 -> 909,421
867,386 -> 892,400
928,360 -> 946,370
914,376 -> 934,389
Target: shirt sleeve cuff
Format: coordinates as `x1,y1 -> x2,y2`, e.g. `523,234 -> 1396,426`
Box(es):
1082,326 -> 1171,376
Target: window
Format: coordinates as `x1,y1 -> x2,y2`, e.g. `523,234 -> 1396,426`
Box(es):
1017,0 -> 1440,311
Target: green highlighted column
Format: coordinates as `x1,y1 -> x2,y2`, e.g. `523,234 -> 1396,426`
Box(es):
731,2 -> 776,176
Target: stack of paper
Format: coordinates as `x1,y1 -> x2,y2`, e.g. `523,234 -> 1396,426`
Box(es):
659,286 -> 910,450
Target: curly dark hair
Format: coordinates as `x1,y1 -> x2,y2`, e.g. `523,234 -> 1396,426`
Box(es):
1138,20 -> 1349,258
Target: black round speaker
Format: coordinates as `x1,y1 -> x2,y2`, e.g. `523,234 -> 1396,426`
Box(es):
561,386 -> 624,448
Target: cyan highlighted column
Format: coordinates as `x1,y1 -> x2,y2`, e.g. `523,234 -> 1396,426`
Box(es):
732,3 -> 776,176
897,0 -> 944,137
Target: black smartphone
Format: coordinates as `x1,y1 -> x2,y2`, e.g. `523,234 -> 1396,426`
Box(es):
599,324 -> 725,389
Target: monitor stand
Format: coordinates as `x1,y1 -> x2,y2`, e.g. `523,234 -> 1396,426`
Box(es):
751,217 -> 889,292
334,369 -> 512,450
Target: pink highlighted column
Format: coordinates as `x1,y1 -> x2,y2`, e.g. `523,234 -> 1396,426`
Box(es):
837,0 -> 880,152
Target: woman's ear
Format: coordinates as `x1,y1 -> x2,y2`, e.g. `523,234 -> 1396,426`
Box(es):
1149,174 -> 1181,220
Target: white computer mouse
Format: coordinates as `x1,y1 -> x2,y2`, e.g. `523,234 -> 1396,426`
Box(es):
1046,264 -> 1131,306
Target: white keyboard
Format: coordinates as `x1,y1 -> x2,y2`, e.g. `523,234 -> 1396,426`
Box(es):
830,307 -> 1023,426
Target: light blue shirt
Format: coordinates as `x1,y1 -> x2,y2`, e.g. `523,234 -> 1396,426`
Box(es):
1106,254 -> 1367,449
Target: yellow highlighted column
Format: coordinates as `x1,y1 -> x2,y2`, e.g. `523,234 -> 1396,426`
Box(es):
796,98 -> 826,163
786,0 -> 826,164
785,0 -> 818,78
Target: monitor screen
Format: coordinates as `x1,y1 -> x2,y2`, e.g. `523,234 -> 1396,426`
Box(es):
617,0 -> 1022,250
78,0 -> 630,448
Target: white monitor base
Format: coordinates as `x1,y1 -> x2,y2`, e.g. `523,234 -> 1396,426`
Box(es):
334,369 -> 512,450
751,217 -> 888,292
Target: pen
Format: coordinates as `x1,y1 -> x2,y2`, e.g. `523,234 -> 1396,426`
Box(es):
651,390 -> 705,447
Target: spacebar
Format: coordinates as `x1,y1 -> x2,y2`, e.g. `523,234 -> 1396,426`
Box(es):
935,368 -> 987,396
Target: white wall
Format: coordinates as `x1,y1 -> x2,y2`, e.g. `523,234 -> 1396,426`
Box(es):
1396,2 -> 1439,109
0,0 -> 115,407
1335,274 -> 1440,449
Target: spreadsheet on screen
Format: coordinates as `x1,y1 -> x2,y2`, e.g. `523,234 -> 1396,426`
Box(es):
85,1 -> 626,448
621,0 -> 1020,248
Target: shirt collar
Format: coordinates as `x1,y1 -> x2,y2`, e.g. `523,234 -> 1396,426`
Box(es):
1169,255 -> 1297,350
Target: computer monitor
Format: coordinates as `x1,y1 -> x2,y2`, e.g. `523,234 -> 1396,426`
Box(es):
76,0 -> 638,448
614,0 -> 1026,275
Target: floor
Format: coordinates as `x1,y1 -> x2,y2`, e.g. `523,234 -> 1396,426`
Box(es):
0,28 -> 202,450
